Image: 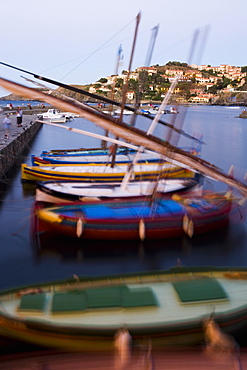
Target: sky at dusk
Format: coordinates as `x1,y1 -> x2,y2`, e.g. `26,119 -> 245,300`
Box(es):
0,0 -> 246,98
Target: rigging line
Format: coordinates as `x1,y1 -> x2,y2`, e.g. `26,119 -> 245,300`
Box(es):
2,75 -> 247,197
164,28 -> 200,147
60,18 -> 135,81
153,35 -> 190,59
151,28 -> 204,201
0,61 -> 204,144
40,28 -> 152,75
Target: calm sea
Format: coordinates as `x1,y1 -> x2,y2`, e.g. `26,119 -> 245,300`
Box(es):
1,105 -> 247,292
0,100 -> 49,108
1,104 -> 247,290
0,104 -> 247,353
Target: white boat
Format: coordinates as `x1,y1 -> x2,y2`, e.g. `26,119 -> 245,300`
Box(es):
61,112 -> 80,118
102,110 -> 115,116
139,107 -> 165,115
114,108 -> 134,115
35,176 -> 201,203
37,109 -> 68,123
49,117 -> 67,123
148,108 -> 165,115
168,106 -> 178,114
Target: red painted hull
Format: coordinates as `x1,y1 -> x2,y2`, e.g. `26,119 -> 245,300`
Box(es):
32,192 -> 245,241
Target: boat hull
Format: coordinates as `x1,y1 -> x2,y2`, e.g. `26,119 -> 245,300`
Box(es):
41,146 -> 136,157
34,192 -> 241,240
21,163 -> 193,183
32,153 -> 166,166
35,177 -> 201,203
0,268 -> 247,350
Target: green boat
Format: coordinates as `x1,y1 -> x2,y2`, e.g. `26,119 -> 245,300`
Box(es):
0,267 -> 247,350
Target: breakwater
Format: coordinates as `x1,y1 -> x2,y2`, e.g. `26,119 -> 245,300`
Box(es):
0,115 -> 42,181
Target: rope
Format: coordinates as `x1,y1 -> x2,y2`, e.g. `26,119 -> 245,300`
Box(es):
60,18 -> 135,80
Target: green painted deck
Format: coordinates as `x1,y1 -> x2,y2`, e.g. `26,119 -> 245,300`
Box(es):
19,293 -> 46,312
85,286 -> 125,309
52,291 -> 87,313
19,285 -> 158,314
123,287 -> 158,308
172,278 -> 228,303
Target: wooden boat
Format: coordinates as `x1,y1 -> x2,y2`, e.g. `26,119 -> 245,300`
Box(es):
41,146 -> 137,157
21,162 -> 194,183
0,266 -> 247,350
1,76 -> 247,200
31,152 -> 165,166
35,176 -> 201,203
35,191 -> 246,240
33,144 -> 200,165
41,143 -> 200,157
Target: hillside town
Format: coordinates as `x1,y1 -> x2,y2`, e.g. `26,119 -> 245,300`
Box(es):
1,62 -> 247,106
87,62 -> 247,105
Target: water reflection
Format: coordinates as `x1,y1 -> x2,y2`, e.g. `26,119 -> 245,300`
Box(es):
30,223 -> 245,270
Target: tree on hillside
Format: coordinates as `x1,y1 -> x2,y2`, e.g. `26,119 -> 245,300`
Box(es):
98,78 -> 108,83
128,79 -> 138,92
166,61 -> 188,68
177,82 -> 191,99
208,84 -> 219,94
115,78 -> 124,88
237,76 -> 247,91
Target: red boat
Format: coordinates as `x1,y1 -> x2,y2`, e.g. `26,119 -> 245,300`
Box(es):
33,191 -> 246,241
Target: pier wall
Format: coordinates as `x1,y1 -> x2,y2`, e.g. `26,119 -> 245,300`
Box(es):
0,120 -> 42,180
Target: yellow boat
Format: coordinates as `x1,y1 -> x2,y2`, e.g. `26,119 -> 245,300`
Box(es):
21,162 -> 195,183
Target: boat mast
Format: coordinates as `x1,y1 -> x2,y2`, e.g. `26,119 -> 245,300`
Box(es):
102,44 -> 123,149
129,23 -> 159,128
120,77 -> 179,190
110,12 -> 141,168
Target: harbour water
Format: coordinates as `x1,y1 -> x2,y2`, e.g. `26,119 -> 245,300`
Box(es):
0,100 -> 49,108
1,104 -> 247,289
0,104 -> 247,354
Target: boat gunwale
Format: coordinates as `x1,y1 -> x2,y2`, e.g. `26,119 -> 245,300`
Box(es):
0,268 -> 247,346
